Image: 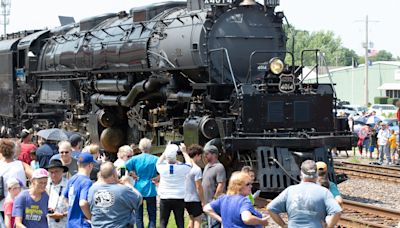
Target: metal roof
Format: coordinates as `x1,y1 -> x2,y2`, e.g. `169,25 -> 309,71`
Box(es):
377,83 -> 400,90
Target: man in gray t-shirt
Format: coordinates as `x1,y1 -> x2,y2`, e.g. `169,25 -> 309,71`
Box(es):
267,160 -> 342,228
202,145 -> 226,204
88,162 -> 142,228
50,141 -> 78,179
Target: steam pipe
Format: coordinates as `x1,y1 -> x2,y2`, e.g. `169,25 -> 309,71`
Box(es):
119,80 -> 147,106
91,77 -> 169,107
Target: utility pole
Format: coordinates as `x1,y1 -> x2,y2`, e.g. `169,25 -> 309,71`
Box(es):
0,0 -> 10,37
356,15 -> 379,107
364,15 -> 369,107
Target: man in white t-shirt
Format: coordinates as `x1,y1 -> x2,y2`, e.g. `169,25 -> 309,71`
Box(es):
156,144 -> 192,228
377,123 -> 391,164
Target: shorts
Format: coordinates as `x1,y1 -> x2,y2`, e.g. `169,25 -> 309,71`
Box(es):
185,201 -> 203,217
369,145 -> 375,152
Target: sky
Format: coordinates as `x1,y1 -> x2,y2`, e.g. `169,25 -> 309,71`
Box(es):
3,0 -> 400,57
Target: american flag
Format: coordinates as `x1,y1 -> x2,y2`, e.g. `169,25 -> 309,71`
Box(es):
368,49 -> 378,57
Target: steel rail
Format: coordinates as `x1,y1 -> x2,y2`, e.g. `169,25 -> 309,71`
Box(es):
338,216 -> 392,228
343,199 -> 400,220
338,161 -> 400,174
338,199 -> 400,228
334,162 -> 400,182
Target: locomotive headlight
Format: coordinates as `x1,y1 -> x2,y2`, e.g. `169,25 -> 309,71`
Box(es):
269,58 -> 284,74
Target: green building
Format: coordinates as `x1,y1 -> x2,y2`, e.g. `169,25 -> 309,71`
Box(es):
304,61 -> 400,105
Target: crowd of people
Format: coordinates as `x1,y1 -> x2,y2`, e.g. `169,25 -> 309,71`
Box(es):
352,110 -> 400,165
0,129 -> 346,228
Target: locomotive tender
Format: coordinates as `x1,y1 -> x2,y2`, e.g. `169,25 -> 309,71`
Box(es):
0,0 -> 352,193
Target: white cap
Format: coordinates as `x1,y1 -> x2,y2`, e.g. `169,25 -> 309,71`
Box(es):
164,144 -> 178,162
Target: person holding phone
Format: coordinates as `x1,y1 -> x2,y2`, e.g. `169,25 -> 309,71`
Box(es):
156,143 -> 192,228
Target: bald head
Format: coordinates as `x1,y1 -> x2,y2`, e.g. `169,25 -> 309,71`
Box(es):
100,162 -> 116,179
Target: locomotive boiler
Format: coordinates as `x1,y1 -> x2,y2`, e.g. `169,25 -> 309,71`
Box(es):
0,0 -> 352,193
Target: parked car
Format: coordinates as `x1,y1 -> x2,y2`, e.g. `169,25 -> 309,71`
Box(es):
369,104 -> 397,117
343,105 -> 368,115
335,105 -> 358,117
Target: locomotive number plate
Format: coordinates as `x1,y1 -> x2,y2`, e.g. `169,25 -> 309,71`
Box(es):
204,0 -> 233,5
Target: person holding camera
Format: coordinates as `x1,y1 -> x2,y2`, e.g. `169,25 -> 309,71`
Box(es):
156,143 -> 192,228
88,162 -> 142,228
45,159 -> 69,228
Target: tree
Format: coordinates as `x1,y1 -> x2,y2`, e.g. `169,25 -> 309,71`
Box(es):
356,49 -> 393,65
369,50 -> 393,61
285,26 -> 359,66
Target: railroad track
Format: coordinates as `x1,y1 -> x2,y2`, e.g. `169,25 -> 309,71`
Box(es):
338,199 -> 400,228
334,161 -> 400,182
256,198 -> 400,227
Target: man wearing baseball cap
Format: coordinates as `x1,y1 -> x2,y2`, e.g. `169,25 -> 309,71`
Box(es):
267,160 -> 342,228
316,161 -> 343,206
63,153 -> 95,228
18,129 -> 37,165
201,144 -> 226,228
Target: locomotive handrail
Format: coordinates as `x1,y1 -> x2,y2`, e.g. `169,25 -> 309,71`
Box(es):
208,48 -> 239,97
148,50 -> 177,68
148,50 -> 195,84
300,49 -> 337,99
300,49 -> 320,84
246,50 -> 295,83
319,53 -> 337,99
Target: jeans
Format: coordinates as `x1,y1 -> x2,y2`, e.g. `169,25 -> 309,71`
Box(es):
160,199 -> 185,228
136,196 -> 157,228
378,144 -> 391,163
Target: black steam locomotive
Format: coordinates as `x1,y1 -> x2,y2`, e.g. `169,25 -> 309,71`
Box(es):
0,0 -> 352,193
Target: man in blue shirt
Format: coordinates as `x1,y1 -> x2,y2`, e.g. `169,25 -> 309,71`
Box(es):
88,162 -> 142,228
63,153 -> 95,228
267,160 -> 342,228
125,138 -> 158,228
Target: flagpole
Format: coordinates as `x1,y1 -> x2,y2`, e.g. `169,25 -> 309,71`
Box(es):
364,15 -> 369,107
